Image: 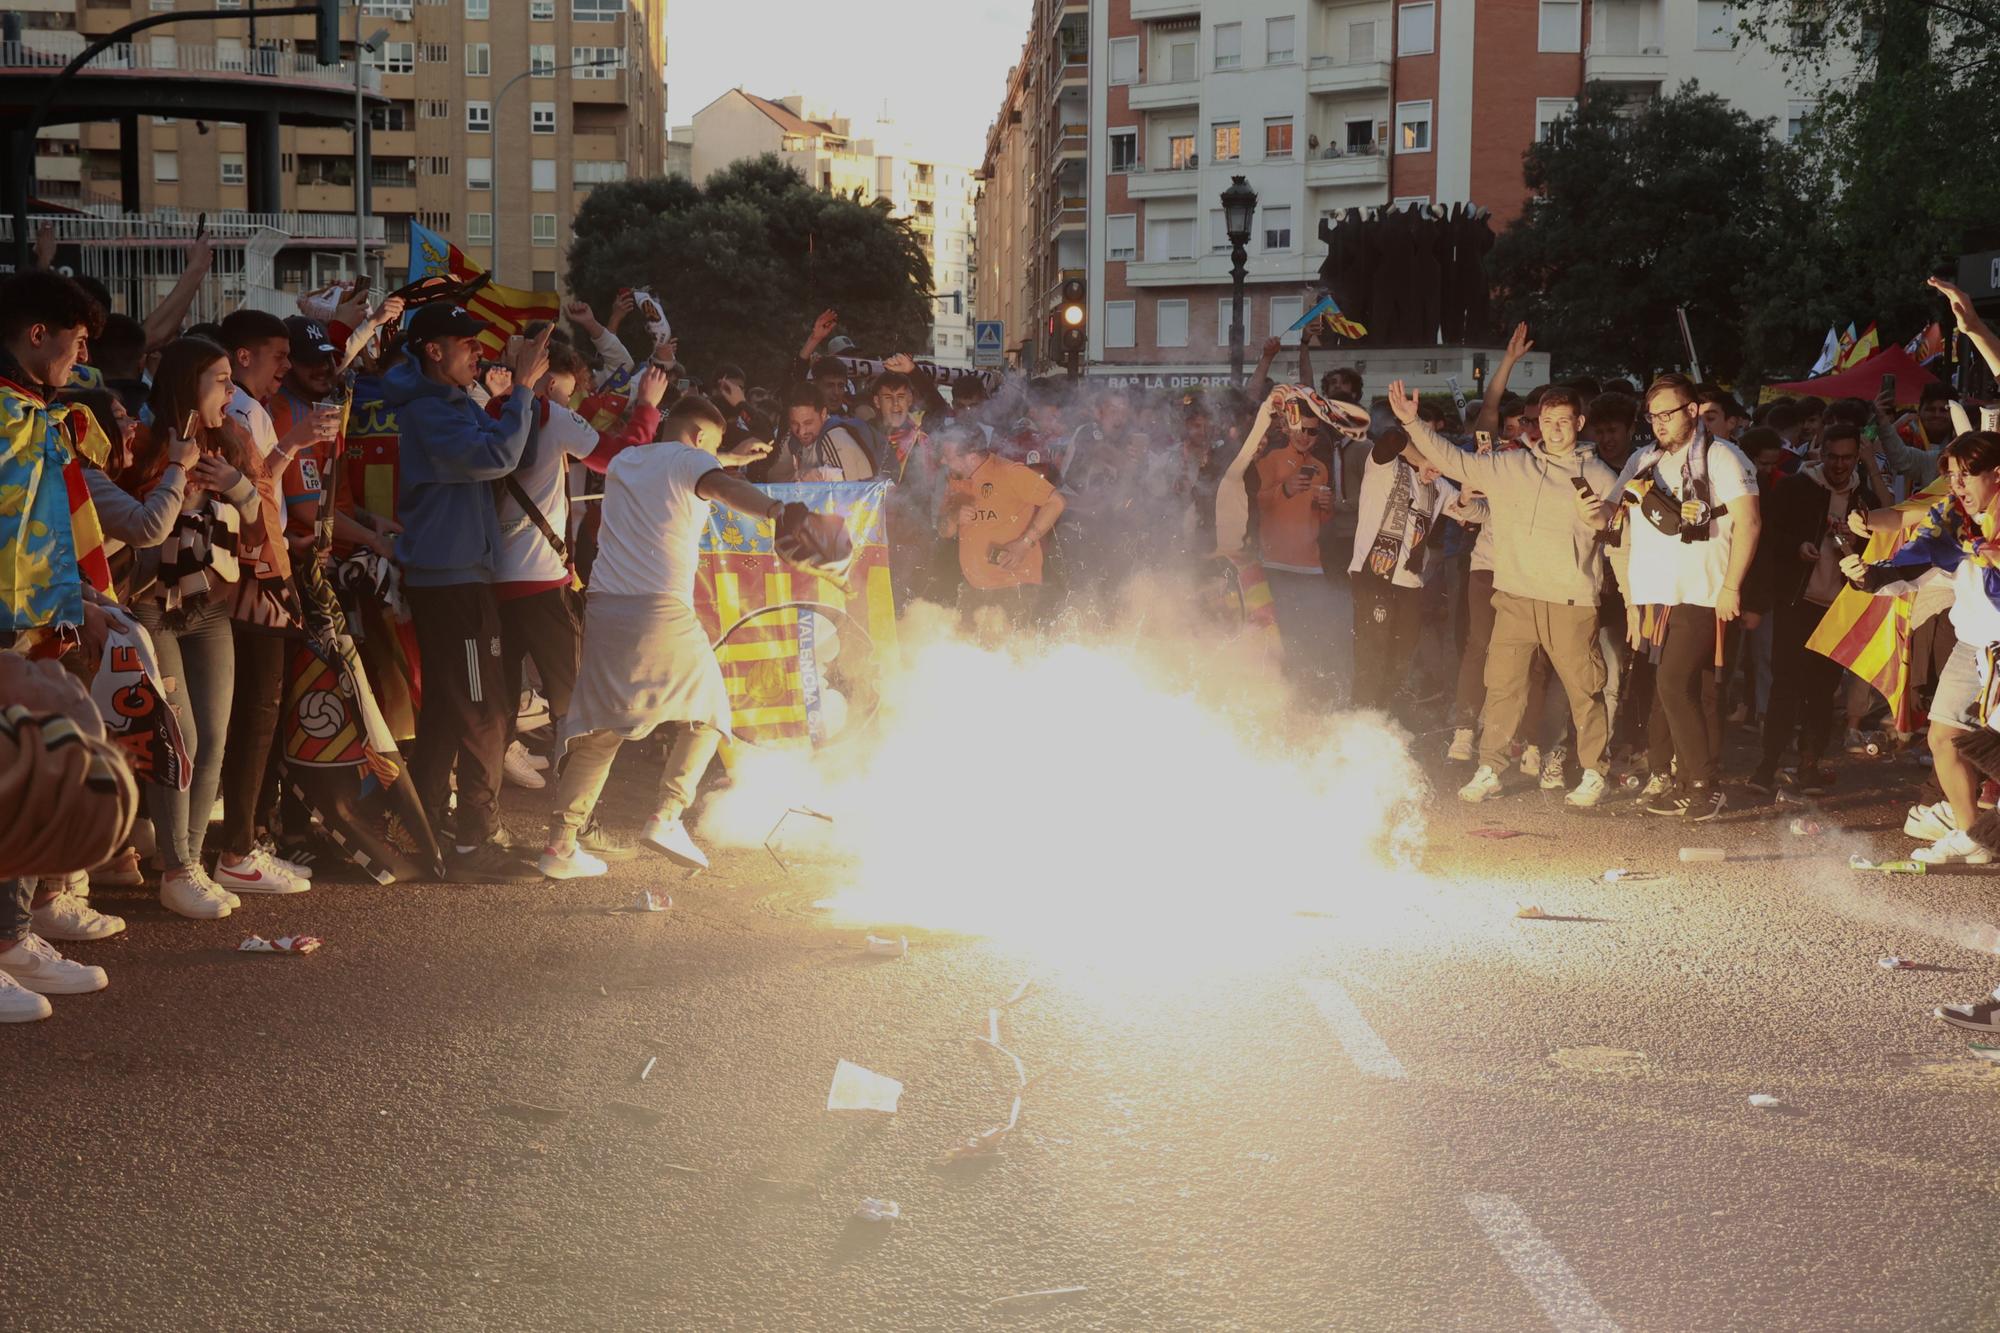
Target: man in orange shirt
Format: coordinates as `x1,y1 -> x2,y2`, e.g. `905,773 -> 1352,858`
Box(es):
939,427 -> 1067,629
1251,417 -> 1345,704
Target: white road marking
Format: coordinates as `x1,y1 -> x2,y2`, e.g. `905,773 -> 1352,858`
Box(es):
1299,977 -> 1407,1080
1464,1193 -> 1622,1333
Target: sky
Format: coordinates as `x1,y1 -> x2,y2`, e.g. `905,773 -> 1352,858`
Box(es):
663,0 -> 1032,168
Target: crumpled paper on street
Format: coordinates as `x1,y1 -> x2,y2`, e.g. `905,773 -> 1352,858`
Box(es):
827,1059 -> 902,1113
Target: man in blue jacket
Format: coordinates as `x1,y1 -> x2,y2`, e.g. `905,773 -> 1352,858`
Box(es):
384,304 -> 550,881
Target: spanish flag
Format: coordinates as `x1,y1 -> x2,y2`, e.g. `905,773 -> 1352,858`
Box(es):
406,222 -> 559,357
1290,295 -> 1367,342
1807,476 -> 1950,731
1838,321 -> 1880,370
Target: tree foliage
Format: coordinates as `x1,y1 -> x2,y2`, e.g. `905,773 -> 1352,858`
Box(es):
1490,84 -> 1814,381
566,155 -> 934,385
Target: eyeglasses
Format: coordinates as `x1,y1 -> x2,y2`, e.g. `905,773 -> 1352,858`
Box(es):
1646,403 -> 1694,423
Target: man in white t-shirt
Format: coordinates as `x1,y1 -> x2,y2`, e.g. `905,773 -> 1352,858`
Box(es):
540,396 -> 796,879
1613,372 -> 1762,821
218,309 -> 335,465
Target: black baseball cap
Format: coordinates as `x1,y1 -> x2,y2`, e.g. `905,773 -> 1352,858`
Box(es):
407,304 -> 488,344
283,315 -> 337,362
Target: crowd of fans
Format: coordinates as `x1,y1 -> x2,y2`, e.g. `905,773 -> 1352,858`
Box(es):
5,246 -> 2000,1032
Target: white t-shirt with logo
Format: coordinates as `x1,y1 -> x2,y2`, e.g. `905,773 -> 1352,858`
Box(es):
1614,438 -> 1759,608
588,441 -> 723,607
226,383 -> 280,460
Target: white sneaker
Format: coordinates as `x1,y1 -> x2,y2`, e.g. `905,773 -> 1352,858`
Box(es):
538,843 -> 609,880
1540,745 -> 1569,791
1904,801 -> 1958,842
1459,765 -> 1503,804
0,970 -> 51,1022
641,812 -> 710,869
31,890 -> 125,941
0,934 -> 108,995
504,741 -> 547,790
161,869 -> 233,919
1519,745 -> 1541,778
256,840 -> 313,880
214,849 -> 310,895
1447,727 -> 1474,763
1913,829 -> 1994,866
199,866 -> 241,910
1641,773 -> 1672,799
1565,770 -> 1608,808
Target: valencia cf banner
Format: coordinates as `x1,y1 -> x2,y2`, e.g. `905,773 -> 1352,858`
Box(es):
692,480 -> 898,749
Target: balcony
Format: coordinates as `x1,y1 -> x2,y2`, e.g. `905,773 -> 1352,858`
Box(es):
1051,55 -> 1087,96
1129,78 -> 1201,112
571,70 -> 628,104
1132,0 -> 1201,18
1125,252 -> 1320,287
295,127 -> 352,155
0,35 -> 382,96
295,182 -> 354,212
1304,145 -> 1388,188
1123,164 -> 1199,198
1585,46 -> 1669,83
1053,125 -> 1087,162
1306,56 -> 1390,97
1043,196 -> 1086,239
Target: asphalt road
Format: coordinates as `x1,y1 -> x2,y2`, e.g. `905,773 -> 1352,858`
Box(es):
9,731 -> 2000,1332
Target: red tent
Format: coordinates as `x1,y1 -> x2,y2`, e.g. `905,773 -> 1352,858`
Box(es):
1767,345 -> 1939,406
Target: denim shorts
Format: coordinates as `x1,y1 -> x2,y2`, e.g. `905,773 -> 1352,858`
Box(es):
1932,640 -> 1986,730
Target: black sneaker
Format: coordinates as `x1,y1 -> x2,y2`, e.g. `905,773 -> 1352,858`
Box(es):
1745,768 -> 1776,796
1644,785 -> 1686,816
446,840 -> 541,883
1936,998 -> 2000,1035
580,818 -> 640,864
1688,784 -> 1727,823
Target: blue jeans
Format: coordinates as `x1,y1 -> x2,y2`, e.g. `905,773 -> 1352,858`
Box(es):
133,596 -> 236,871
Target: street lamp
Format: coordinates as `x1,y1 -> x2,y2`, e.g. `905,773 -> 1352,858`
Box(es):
492,54 -> 622,286
1221,174 -> 1258,384
353,24 -> 390,283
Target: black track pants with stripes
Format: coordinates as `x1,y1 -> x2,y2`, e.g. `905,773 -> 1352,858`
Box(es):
406,583 -> 510,847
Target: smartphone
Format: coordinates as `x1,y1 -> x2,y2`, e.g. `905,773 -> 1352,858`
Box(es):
1570,476 -> 1594,496
1880,372 -> 1896,399
195,212 -> 208,239
180,409 -> 199,439
1475,429 -> 1493,449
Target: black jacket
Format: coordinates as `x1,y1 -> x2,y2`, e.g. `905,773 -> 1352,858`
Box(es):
1748,466 -> 1883,613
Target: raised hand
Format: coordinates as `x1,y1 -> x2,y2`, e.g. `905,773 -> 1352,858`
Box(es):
1386,378 -> 1421,425
1504,321 -> 1533,363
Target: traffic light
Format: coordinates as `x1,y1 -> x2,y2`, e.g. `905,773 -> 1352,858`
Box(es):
315,0 -> 342,65
1058,277 -> 1086,372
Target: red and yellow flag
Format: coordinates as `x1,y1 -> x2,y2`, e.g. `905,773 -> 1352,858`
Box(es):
1807,476 -> 1950,731
407,222 -> 559,356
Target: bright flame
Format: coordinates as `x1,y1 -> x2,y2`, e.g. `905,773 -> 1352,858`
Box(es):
698,589 -> 1434,978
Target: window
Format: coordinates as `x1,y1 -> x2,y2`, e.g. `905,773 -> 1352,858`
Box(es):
1696,1 -> 1734,49
1785,100 -> 1815,141
419,99 -> 450,119
1397,2 -> 1435,55
530,0 -> 553,17
369,104 -> 410,131
572,46 -> 625,77
1105,301 -> 1136,349
467,212 -> 493,243
467,156 -> 492,189
1212,120 -> 1240,162
1537,0 -> 1581,53
363,0 -> 412,14
1264,116 -> 1293,159
1169,133 -> 1196,169
150,36 -> 176,65
1395,100 -> 1432,153
465,42 -> 490,76
1266,16 -> 1294,64
1390,194 -> 1431,209
1107,213 -> 1137,261
153,151 -> 179,182
574,160 -> 627,185
530,45 -> 556,76
1217,298 -> 1244,346
418,43 -> 449,64
1213,22 -> 1241,70
1345,117 -> 1375,153
373,42 -> 414,73
1110,129 -> 1137,172
1349,19 -> 1376,61
1168,38 -> 1196,82
1156,300 -> 1190,348
1210,209 -> 1230,253
1262,205 -> 1292,251
532,213 -> 558,246
1534,97 -> 1576,142
420,155 -> 452,178
531,102 -> 556,134
466,101 -> 491,133
219,153 -> 245,185
572,0 -> 624,18
466,0 -> 488,16
216,37 -> 244,70
1109,36 -> 1138,85
531,159 -> 556,191
1270,295 -> 1304,342
1146,217 -> 1196,260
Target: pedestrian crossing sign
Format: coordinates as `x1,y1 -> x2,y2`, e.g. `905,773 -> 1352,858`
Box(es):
973,320 -> 1005,367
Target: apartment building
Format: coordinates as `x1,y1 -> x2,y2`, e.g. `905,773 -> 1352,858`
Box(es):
690,92 -> 979,366
48,0 -> 664,294
980,0 -> 1831,380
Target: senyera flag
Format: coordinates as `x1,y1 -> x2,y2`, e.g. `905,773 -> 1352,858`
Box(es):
1807,475 -> 1950,732
692,480 -> 898,750
404,221 -> 559,357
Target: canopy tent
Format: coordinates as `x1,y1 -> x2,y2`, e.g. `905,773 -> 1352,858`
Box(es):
1767,345 -> 1939,406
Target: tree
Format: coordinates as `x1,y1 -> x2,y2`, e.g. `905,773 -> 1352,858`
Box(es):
1490,84 -> 1819,382
566,155 -> 935,385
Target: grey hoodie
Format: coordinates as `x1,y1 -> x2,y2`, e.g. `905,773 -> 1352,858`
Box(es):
1403,418 -> 1617,606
